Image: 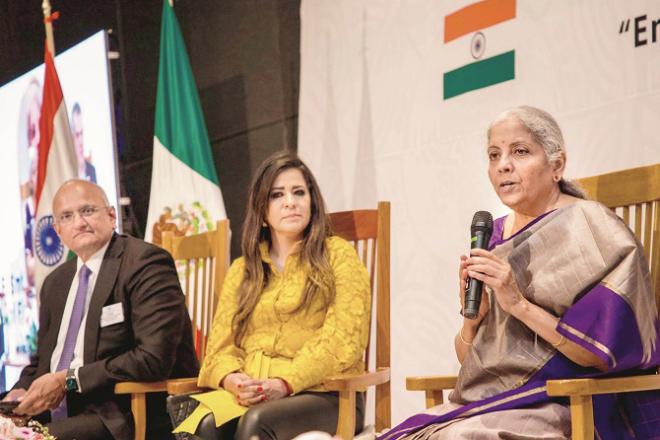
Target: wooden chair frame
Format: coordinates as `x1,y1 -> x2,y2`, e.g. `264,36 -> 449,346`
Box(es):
323,201 -> 392,439
168,202 -> 392,440
114,219 -> 230,440
407,164 -> 660,440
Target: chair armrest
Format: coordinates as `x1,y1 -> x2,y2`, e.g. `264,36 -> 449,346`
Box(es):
406,375 -> 457,409
167,377 -> 205,395
406,375 -> 458,391
114,380 -> 169,440
325,368 -> 390,440
324,367 -> 390,391
546,373 -> 660,397
114,381 -> 168,394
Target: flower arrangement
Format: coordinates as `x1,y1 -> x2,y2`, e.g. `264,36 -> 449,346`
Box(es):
0,415 -> 57,440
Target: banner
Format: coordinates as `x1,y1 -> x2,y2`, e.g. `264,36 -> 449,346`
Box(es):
299,0 -> 660,423
0,31 -> 120,391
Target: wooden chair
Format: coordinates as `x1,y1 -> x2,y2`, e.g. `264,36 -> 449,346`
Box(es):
324,201 -> 392,439
114,219 -> 230,440
168,202 -> 392,440
406,164 -> 660,440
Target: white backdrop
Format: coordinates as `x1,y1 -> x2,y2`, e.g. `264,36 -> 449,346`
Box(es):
298,0 -> 660,427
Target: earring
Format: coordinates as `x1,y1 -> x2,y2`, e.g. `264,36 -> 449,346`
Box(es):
262,221 -> 268,227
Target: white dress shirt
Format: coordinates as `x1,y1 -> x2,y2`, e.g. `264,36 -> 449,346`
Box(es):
49,240 -> 111,391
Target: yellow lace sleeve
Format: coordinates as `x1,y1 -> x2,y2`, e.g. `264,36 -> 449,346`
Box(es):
197,258 -> 246,389
283,237 -> 371,392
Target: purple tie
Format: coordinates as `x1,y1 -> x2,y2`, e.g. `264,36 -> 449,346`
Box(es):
51,264 -> 92,421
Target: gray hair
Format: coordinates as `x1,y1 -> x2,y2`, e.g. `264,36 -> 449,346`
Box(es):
487,105 -> 586,199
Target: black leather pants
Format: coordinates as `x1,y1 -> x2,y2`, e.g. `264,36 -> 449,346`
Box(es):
195,391 -> 365,440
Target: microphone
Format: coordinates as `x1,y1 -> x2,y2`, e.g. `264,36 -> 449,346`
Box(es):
463,210 -> 493,320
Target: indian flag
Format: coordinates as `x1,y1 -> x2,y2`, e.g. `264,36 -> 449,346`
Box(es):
146,0 -> 226,244
443,0 -> 516,100
34,45 -> 77,289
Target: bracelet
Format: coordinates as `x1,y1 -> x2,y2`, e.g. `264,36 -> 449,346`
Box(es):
272,377 -> 293,396
552,335 -> 566,348
280,378 -> 293,396
459,328 -> 473,346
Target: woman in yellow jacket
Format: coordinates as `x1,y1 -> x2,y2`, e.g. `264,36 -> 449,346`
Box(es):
175,152 -> 371,439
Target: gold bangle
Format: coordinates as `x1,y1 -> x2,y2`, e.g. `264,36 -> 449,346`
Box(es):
459,328 -> 473,346
552,335 -> 566,348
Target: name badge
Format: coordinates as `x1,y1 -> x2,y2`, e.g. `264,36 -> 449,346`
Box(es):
100,302 -> 125,327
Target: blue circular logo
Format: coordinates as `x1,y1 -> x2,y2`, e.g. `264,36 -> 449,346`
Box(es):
471,32 -> 486,59
35,215 -> 64,266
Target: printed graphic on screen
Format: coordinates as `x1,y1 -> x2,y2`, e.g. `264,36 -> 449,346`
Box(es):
0,31 -> 119,391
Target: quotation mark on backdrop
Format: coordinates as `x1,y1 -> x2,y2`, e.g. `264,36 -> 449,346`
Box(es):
618,15 -> 659,47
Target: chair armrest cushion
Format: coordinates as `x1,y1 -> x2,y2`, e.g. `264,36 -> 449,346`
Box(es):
323,367 -> 390,391
546,373 -> 660,397
114,381 -> 168,394
406,376 -> 458,391
167,377 -> 206,395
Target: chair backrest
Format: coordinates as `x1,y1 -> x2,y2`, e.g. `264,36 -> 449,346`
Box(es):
162,219 -> 230,365
328,201 -> 391,432
576,163 -> 660,316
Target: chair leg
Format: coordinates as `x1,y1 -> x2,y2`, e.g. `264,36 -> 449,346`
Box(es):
569,395 -> 594,440
424,390 -> 444,409
336,390 -> 356,440
375,381 -> 391,433
131,392 -> 147,440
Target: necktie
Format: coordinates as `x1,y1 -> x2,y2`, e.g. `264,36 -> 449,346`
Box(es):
51,264 -> 92,421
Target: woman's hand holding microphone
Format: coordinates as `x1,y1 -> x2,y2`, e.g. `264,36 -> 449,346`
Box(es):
458,247 -> 528,350
458,254 -> 490,345
465,248 -> 527,315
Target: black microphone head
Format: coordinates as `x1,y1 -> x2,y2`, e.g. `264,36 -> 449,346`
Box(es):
471,210 -> 493,235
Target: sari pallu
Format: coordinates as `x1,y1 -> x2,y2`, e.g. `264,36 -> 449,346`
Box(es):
381,200 -> 660,440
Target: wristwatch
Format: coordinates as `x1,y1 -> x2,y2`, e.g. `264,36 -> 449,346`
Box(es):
65,368 -> 78,392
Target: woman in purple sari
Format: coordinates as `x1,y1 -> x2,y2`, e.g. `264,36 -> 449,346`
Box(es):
381,106 -> 660,439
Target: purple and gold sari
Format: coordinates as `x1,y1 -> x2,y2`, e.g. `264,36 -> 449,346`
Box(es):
381,200 -> 660,440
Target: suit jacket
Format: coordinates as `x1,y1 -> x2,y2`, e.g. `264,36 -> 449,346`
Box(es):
15,233 -> 199,440
84,160 -> 97,183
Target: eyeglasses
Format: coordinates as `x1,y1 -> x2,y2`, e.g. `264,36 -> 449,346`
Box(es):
55,205 -> 111,225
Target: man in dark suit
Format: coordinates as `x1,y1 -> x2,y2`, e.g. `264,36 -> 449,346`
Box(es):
71,103 -> 97,183
3,179 -> 198,439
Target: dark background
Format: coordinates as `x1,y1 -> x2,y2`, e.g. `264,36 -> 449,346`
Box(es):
0,0 -> 301,256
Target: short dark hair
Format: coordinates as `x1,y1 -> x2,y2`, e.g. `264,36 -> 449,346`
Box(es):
71,102 -> 81,117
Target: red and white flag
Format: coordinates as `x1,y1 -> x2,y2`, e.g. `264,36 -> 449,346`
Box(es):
33,45 -> 77,289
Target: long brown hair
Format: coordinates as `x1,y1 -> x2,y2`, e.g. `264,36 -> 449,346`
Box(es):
232,151 -> 335,345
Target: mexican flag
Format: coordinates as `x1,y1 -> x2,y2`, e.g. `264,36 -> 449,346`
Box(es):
33,45 -> 77,290
146,0 -> 226,244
